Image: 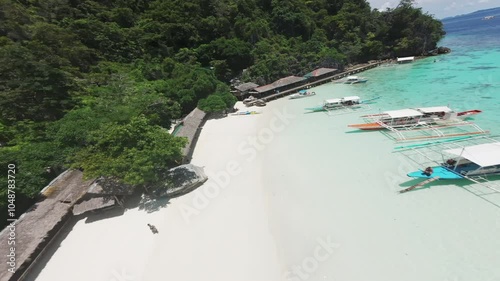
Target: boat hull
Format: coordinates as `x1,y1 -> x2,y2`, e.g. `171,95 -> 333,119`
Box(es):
407,166 -> 464,179
304,106 -> 326,112
347,122 -> 383,130
457,109 -> 482,118
346,80 -> 368,84
289,93 -> 315,99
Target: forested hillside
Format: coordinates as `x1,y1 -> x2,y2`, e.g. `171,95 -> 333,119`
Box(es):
0,0 -> 445,223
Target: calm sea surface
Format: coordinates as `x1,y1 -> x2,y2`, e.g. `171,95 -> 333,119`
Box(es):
341,7 -> 500,133
261,9 -> 500,281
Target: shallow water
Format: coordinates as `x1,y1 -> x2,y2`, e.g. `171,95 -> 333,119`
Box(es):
260,10 -> 500,281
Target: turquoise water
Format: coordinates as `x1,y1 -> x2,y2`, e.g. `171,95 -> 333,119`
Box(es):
258,13 -> 500,280
346,50 -> 500,134
325,11 -> 500,134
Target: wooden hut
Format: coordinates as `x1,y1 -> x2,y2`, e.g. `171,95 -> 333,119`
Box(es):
249,76 -> 306,97
231,82 -> 259,100
304,68 -> 339,82
175,108 -> 207,163
0,170 -> 94,281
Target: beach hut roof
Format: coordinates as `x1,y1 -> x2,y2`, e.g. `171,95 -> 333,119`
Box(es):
304,68 -> 338,78
73,197 -> 116,216
397,56 -> 415,62
444,143 -> 500,167
235,82 -> 259,92
0,169 -> 93,280
416,106 -> 452,113
177,108 -> 206,156
385,109 -> 423,118
252,76 -> 306,93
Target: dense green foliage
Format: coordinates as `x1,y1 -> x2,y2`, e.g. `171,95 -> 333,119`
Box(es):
0,0 -> 444,221
71,116 -> 187,185
198,91 -> 237,112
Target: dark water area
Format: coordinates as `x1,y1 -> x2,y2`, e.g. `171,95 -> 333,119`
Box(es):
442,7 -> 500,35
440,7 -> 500,53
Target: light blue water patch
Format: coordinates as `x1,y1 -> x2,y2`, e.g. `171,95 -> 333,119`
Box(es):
347,47 -> 500,134
296,14 -> 500,134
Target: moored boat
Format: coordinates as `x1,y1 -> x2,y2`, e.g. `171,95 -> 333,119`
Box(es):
289,90 -> 316,99
348,106 -> 482,130
407,142 -> 500,180
305,96 -> 380,112
344,76 -> 368,84
305,96 -> 360,112
231,110 -> 260,116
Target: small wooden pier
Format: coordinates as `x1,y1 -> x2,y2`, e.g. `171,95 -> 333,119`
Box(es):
261,62 -> 382,102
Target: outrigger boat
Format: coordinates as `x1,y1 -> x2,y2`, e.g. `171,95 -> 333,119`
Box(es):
408,142 -> 500,179
289,90 -> 316,99
305,96 -> 380,112
231,110 -> 260,116
348,106 -> 482,130
400,141 -> 500,193
344,76 -> 368,84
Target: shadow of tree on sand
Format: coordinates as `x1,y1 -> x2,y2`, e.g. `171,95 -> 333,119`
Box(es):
138,195 -> 170,213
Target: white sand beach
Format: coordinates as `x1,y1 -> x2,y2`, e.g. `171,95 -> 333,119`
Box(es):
29,92 -> 500,281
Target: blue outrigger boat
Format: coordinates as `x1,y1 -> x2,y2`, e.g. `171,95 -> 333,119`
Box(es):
401,142 -> 500,193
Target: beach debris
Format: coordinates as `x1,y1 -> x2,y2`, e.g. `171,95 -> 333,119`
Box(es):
147,223 -> 159,234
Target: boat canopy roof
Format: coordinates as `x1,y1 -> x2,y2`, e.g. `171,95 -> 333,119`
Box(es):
324,98 -> 341,104
346,76 -> 358,80
343,96 -> 360,101
417,106 -> 452,113
384,109 -> 423,118
324,96 -> 360,104
397,56 -> 415,62
444,143 -> 500,167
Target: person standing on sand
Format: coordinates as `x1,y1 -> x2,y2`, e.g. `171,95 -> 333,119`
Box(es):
147,223 -> 159,234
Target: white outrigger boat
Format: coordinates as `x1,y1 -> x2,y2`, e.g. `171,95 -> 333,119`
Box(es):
407,142 -> 500,180
348,106 -> 482,130
289,90 -> 316,99
344,76 -> 368,84
397,137 -> 500,194
305,96 -> 380,112
231,110 -> 260,116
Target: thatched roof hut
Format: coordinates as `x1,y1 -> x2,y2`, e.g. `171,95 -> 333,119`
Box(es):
176,108 -> 207,163
0,170 -> 93,281
73,197 -> 116,216
250,76 -> 306,95
234,82 -> 259,92
304,67 -> 339,78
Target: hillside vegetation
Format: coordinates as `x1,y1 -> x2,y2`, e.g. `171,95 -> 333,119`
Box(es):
0,0 -> 445,222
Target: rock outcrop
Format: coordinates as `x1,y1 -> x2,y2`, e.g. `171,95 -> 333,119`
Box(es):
427,46 -> 451,56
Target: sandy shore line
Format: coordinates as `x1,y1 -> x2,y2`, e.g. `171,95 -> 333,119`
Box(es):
29,102 -> 284,281
28,83 -> 500,281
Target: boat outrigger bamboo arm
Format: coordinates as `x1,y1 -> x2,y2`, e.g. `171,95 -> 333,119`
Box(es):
462,174 -> 500,193
399,177 -> 440,193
